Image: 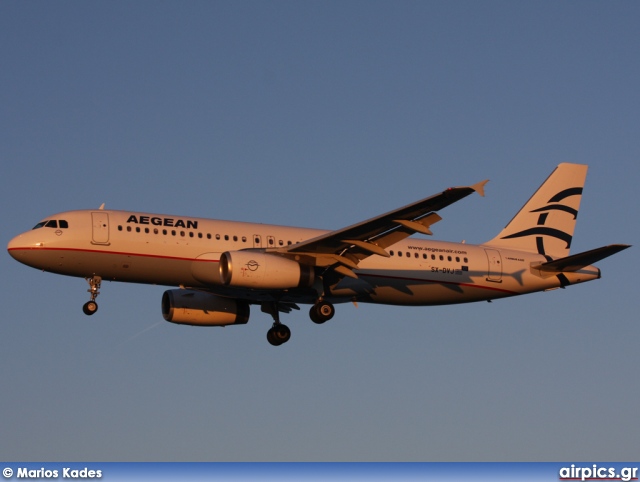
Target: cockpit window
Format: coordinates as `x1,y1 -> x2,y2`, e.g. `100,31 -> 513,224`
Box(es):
32,219 -> 68,230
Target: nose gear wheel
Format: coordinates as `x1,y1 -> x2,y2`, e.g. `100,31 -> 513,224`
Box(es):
83,276 -> 102,316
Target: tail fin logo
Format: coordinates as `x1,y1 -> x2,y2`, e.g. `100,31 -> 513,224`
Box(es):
500,187 -> 583,257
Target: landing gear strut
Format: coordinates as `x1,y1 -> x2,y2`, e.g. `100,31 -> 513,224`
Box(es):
262,302 -> 292,346
309,300 -> 335,324
82,276 -> 102,316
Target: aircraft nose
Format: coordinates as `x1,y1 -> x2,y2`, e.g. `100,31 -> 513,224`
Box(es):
7,234 -> 25,261
8,229 -> 52,270
7,233 -> 40,264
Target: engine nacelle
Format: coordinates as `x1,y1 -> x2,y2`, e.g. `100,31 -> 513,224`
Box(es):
219,251 -> 314,289
161,289 -> 249,326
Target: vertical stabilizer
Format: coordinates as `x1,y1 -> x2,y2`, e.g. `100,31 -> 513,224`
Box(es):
484,163 -> 588,259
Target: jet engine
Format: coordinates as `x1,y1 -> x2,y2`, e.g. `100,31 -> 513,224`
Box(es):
161,289 -> 249,326
219,251 -> 314,289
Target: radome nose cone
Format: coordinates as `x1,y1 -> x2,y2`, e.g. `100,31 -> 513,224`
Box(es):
7,234 -> 36,264
7,235 -> 27,264
7,235 -> 21,258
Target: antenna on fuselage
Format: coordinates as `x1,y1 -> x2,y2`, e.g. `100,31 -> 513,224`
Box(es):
99,203 -> 105,210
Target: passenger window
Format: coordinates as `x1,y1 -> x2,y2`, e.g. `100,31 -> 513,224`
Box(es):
448,256 -> 452,262
136,227 -> 140,233
127,226 -> 132,232
207,234 -> 212,239
224,235 -> 229,241
431,255 -> 436,260
198,233 -> 202,238
233,236 -> 238,242
456,257 -> 460,262
118,226 -> 123,231
439,255 -> 443,261
464,257 -> 468,263
242,236 -> 247,242
415,253 -> 419,258
216,234 -> 221,240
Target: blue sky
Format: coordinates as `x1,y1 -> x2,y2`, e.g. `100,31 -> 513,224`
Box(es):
1,1 -> 638,461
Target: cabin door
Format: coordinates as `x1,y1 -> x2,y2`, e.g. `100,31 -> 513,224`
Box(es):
484,248 -> 502,282
91,212 -> 110,245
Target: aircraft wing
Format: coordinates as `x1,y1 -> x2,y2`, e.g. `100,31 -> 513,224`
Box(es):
272,180 -> 488,278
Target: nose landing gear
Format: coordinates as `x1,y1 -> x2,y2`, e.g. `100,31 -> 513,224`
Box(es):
82,276 -> 102,316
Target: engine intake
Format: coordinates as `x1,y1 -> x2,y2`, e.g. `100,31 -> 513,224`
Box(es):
162,289 -> 249,326
219,251 -> 314,289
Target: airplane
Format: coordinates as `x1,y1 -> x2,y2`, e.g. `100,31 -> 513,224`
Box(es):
7,163 -> 630,346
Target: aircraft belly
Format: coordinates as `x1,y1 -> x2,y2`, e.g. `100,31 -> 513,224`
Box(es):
330,270 -> 517,306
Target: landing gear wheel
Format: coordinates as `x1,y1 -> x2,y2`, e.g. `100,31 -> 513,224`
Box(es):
82,301 -> 98,316
267,324 -> 291,346
83,276 -> 102,316
309,300 -> 335,324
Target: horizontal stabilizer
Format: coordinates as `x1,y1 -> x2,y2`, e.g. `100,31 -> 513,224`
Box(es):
532,244 -> 630,272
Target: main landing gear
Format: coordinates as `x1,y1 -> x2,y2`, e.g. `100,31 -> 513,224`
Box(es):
262,302 -> 292,346
82,276 -> 102,316
262,299 -> 336,346
309,300 -> 335,324
267,323 -> 291,347
261,301 -> 300,346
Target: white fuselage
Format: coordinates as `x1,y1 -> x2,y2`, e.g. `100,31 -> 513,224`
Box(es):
7,209 -> 600,307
